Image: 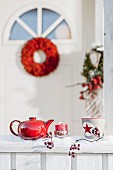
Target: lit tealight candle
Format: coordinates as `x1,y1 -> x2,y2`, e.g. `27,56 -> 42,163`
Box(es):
55,122 -> 68,132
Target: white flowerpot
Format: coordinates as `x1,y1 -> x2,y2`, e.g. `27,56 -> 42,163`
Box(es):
85,88 -> 103,118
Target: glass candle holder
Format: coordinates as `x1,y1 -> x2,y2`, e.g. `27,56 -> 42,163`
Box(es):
54,122 -> 68,138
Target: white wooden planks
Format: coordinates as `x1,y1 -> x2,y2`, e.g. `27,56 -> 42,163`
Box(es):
108,154 -> 113,170
76,154 -> 102,170
0,153 -> 10,170
0,152 -> 113,170
16,153 -> 41,170
46,153 -> 71,170
102,154 -> 108,170
41,153 -> 46,170
11,153 -> 16,170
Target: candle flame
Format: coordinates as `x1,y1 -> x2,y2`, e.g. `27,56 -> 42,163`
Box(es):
59,122 -> 62,124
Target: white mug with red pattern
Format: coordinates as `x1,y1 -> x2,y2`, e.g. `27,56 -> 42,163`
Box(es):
82,118 -> 105,140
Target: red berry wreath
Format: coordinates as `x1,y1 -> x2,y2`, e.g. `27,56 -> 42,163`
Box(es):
21,38 -> 60,77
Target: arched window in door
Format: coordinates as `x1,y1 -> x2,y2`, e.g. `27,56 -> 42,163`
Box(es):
3,3 -> 75,45
10,9 -> 71,40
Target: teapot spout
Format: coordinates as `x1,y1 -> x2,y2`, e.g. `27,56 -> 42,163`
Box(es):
45,119 -> 54,132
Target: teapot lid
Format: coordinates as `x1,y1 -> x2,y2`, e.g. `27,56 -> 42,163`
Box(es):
29,117 -> 36,121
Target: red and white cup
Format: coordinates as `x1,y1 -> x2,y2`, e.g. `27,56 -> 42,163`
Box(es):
82,117 -> 105,140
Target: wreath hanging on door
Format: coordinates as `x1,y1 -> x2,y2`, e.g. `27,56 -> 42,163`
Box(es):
21,37 -> 60,77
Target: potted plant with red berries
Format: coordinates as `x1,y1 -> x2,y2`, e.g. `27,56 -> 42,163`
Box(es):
80,43 -> 105,141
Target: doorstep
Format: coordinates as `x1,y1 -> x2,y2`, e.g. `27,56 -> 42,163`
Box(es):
0,135 -> 113,153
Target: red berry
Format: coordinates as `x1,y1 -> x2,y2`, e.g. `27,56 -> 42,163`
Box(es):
79,95 -> 84,100
48,142 -> 52,145
49,132 -> 52,135
95,127 -> 98,131
82,83 -> 87,87
80,91 -> 84,94
94,85 -> 100,90
88,83 -> 93,92
78,144 -> 80,147
92,129 -> 94,133
97,76 -> 102,85
92,78 -> 98,85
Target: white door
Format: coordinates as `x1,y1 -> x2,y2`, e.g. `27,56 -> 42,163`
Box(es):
0,0 -> 101,135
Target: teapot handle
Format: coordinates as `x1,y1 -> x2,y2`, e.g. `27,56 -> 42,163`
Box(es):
10,120 -> 21,136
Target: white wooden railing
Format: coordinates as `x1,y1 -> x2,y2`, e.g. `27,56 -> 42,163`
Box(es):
0,135 -> 113,170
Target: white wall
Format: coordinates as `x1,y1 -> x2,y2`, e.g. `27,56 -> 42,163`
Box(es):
95,0 -> 104,44
104,0 -> 113,135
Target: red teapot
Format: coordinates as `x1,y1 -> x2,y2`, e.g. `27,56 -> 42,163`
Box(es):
10,117 -> 54,140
